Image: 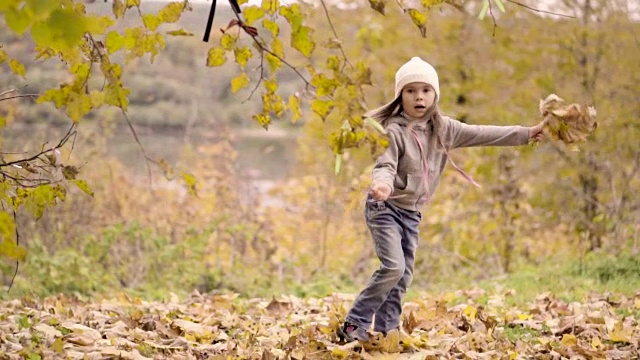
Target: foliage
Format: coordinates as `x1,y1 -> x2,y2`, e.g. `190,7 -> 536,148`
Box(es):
0,289 -> 638,358
540,94 -> 597,151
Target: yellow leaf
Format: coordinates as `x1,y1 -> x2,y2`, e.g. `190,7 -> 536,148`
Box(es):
142,14 -> 161,31
262,19 -> 279,37
9,59 -> 26,78
609,321 -> 632,343
105,31 -> 124,53
560,334 -> 577,347
272,38 -> 284,58
591,336 -> 603,349
311,99 -> 332,119
279,4 -> 303,28
234,47 -> 252,69
158,1 -> 185,23
231,73 -> 250,93
72,180 -> 94,197
206,47 -> 227,67
261,0 -> 279,15
166,29 -> 194,36
253,113 -> 271,129
180,171 -> 197,196
291,25 -> 315,57
0,211 -> 27,261
407,9 -> 427,37
266,53 -> 282,72
288,95 -> 301,124
0,50 -> 7,64
243,6 -> 265,26
113,0 -> 126,18
463,305 -> 477,323
66,91 -> 93,121
264,79 -> 278,93
0,115 -> 5,128
220,33 -> 237,50
84,15 -> 115,35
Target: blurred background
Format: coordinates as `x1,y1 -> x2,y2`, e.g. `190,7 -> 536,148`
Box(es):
0,0 -> 638,302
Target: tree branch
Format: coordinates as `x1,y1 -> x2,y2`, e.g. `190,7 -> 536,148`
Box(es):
506,0 -> 576,18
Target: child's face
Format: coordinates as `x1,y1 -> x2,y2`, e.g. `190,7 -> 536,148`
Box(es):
401,82 -> 436,119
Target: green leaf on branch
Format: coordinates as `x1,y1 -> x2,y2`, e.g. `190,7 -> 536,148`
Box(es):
158,1 -> 185,23
478,0 -> 490,19
206,47 -> 227,67
335,154 -> 342,175
244,6 -> 265,26
494,0 -> 506,12
231,73 -> 250,93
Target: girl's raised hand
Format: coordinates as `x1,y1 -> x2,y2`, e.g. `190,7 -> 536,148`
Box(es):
370,183 -> 392,201
529,120 -> 546,143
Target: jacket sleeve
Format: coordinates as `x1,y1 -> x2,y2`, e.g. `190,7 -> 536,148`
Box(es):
447,117 -> 530,149
372,126 -> 401,192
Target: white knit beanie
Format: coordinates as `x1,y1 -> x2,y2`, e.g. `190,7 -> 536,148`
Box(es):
394,57 -> 440,101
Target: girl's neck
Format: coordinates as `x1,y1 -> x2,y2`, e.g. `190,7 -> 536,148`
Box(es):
401,111 -> 429,124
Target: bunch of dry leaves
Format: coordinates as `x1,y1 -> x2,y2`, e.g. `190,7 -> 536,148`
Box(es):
0,289 -> 638,359
539,94 -> 598,151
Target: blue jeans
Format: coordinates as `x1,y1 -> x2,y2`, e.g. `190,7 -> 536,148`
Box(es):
345,197 -> 421,334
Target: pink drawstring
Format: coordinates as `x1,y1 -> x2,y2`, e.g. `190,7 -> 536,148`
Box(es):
438,137 -> 481,188
410,127 -> 481,192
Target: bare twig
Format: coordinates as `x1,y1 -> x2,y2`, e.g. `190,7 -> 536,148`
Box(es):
0,124 -> 77,167
8,210 -> 19,292
318,0 -> 352,69
507,0 -> 576,18
489,1 -> 497,36
119,107 -> 154,185
0,94 -> 39,102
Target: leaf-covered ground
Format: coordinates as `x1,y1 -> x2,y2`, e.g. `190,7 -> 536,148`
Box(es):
1,289 -> 638,359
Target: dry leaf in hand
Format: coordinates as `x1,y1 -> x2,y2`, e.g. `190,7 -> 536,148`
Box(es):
539,94 -> 597,151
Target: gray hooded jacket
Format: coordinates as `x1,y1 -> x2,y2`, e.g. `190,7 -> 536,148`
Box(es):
372,115 -> 530,211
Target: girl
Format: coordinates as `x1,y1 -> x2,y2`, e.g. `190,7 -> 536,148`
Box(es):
338,57 -> 545,342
